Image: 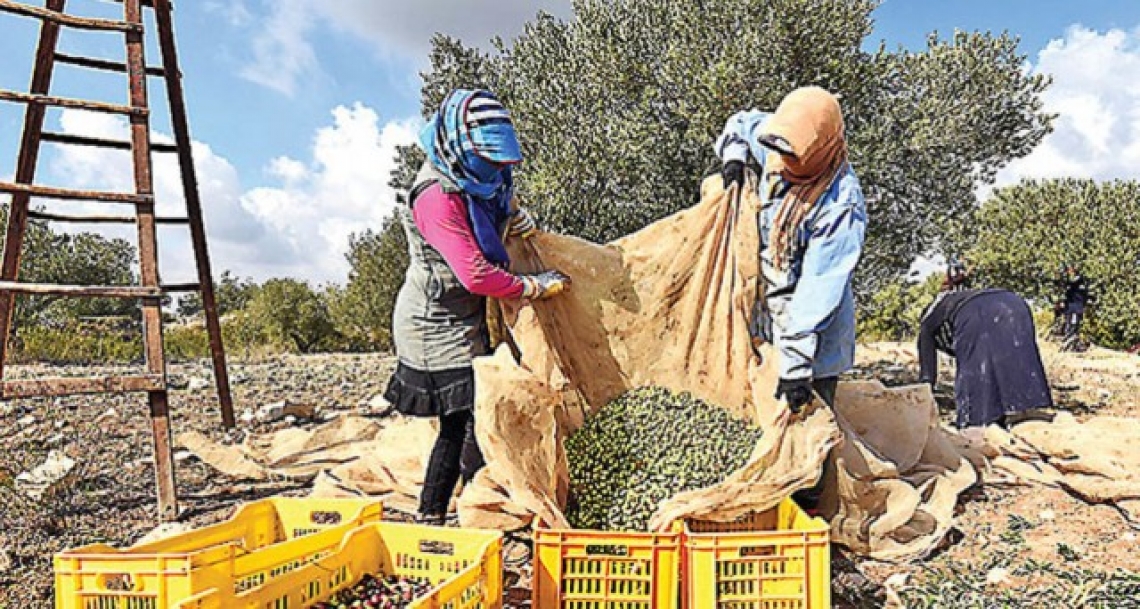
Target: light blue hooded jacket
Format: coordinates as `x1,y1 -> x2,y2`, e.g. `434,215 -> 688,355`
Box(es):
715,110 -> 867,381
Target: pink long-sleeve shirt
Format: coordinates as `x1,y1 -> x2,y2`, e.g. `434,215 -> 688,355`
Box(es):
413,184 -> 525,300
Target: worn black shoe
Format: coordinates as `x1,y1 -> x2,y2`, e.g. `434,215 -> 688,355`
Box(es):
414,512 -> 447,527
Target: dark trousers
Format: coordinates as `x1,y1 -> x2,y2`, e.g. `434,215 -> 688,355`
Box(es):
792,377 -> 838,509
419,409 -> 486,516
1063,310 -> 1084,341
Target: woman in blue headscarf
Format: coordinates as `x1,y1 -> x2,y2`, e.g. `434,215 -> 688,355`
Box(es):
383,89 -> 570,525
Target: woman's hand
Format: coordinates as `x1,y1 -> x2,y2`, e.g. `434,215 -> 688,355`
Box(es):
508,207 -> 538,239
521,270 -> 571,300
721,159 -> 746,192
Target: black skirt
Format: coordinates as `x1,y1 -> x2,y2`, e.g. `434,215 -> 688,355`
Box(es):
953,291 -> 1053,427
383,363 -> 475,418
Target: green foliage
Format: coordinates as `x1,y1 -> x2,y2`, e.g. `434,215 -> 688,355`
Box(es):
175,270 -> 260,318
0,205 -> 140,360
243,278 -> 340,353
968,179 -> 1140,350
396,0 -> 1052,294
163,324 -> 211,361
856,274 -> 942,342
851,31 -> 1053,287
1,209 -> 139,330
902,553 -> 1140,608
328,216 -> 409,351
12,322 -> 141,364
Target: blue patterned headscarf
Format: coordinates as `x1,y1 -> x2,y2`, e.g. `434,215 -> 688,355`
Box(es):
418,89 -> 522,267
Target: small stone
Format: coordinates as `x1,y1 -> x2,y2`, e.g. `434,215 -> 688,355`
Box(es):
54,420 -> 65,429
240,409 -> 257,425
136,522 -> 191,545
17,415 -> 34,427
985,567 -> 1011,585
167,375 -> 190,390
15,450 -> 77,500
187,377 -> 211,392
256,400 -> 315,423
365,394 -> 394,417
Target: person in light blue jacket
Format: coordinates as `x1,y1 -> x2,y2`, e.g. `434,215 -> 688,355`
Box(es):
715,86 -> 866,509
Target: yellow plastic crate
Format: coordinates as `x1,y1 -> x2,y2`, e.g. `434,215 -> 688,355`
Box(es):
533,528 -> 681,609
54,497 -> 382,609
181,521 -> 503,608
683,498 -> 831,609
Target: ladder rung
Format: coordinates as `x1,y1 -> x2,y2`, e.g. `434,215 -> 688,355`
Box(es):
54,53 -> 166,78
161,282 -> 200,292
0,182 -> 153,204
0,90 -> 146,117
28,210 -> 135,224
0,281 -> 162,298
41,131 -> 178,153
26,211 -> 188,225
0,0 -> 142,33
3,375 -> 165,399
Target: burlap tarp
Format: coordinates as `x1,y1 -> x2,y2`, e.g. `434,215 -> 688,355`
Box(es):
455,176 -> 975,560
181,176 -> 1140,562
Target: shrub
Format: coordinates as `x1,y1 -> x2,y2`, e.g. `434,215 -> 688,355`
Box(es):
856,275 -> 942,342
329,215 -> 409,352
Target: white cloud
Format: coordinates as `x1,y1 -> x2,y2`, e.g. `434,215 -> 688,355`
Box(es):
996,26 -> 1140,185
45,105 -> 417,285
238,0 -> 572,95
238,0 -> 318,96
240,104 -> 419,281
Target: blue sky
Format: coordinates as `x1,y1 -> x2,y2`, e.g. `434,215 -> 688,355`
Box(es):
1,0 -> 1138,283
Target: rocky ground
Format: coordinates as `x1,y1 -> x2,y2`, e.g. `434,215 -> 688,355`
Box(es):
0,354 -> 395,607
2,342 -> 1139,607
846,341 -> 1140,608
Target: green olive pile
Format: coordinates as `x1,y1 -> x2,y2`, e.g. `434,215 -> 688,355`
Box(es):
565,387 -> 764,531
312,574 -> 433,609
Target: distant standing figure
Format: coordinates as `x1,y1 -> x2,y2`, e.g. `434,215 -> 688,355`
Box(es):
918,289 -> 1053,429
942,258 -> 970,292
1059,265 -> 1093,343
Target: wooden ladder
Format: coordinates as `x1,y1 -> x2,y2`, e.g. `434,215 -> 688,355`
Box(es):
0,0 -> 235,521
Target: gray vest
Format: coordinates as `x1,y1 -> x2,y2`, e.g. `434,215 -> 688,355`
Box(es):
391,162 -> 489,371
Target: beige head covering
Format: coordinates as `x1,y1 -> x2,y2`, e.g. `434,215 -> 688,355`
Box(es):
763,86 -> 849,269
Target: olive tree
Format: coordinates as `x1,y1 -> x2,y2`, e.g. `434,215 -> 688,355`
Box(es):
968,179 -> 1140,350
394,0 -> 1052,297
0,208 -> 138,329
243,278 -> 339,353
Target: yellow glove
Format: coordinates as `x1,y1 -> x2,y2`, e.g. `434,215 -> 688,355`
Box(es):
520,270 -> 571,300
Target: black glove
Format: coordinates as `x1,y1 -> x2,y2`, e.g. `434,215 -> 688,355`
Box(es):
721,159 -> 745,192
775,377 -> 814,414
